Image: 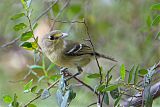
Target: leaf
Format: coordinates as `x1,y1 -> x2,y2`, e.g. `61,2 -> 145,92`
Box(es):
26,0 -> 32,8
114,95 -> 122,107
56,89 -> 63,106
29,65 -> 43,70
50,75 -> 61,81
134,65 -> 139,84
13,23 -> 27,31
128,65 -> 135,83
20,42 -> 33,50
150,3 -> 160,10
28,104 -> 37,107
120,64 -> 126,80
110,88 -> 119,99
52,3 -> 60,16
38,76 -> 46,82
68,90 -> 76,102
3,95 -> 12,103
61,90 -> 70,107
103,85 -> 119,92
97,84 -> 105,92
47,63 -> 55,71
104,93 -> 109,105
41,89 -> 51,100
21,0 -> 27,10
33,23 -> 38,30
11,94 -> 19,107
155,31 -> 160,40
31,86 -> 38,93
70,5 -> 81,14
31,41 -> 38,49
87,73 -> 101,78
139,69 -> 148,76
152,15 -> 160,26
146,16 -> 151,28
24,79 -> 33,93
21,31 -> 33,41
11,13 -> 25,20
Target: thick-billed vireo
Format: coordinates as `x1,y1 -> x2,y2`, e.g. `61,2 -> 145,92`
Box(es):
40,30 -> 116,73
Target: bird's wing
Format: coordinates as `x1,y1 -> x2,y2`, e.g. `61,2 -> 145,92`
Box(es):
64,40 -> 93,56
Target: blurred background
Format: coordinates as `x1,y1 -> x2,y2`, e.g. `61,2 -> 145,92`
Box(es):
0,0 -> 160,107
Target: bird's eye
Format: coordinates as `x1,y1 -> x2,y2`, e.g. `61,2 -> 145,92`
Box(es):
48,36 -> 59,40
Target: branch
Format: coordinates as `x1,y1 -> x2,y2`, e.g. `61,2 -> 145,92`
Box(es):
0,0 -> 58,48
24,71 -> 98,106
122,70 -> 160,107
50,0 -> 70,31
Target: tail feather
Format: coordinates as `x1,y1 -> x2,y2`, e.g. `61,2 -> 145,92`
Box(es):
95,52 -> 117,62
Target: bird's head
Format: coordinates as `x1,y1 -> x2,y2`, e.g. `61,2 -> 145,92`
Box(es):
42,30 -> 68,49
47,30 -> 68,41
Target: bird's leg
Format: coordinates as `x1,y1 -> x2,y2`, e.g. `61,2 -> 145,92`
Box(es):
60,67 -> 70,77
66,66 -> 83,81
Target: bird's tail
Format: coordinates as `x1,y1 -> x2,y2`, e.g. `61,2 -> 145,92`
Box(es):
95,52 -> 117,62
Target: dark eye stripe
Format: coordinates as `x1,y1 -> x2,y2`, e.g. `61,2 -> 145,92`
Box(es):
49,36 -> 59,40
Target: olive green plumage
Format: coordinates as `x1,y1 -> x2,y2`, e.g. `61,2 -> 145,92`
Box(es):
40,30 -> 116,68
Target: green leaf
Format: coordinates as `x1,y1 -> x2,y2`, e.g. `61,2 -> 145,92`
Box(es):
28,104 -> 37,107
150,3 -> 160,10
104,93 -> 109,105
13,23 -> 27,31
47,63 -> 55,71
21,0 -> 27,10
31,86 -> 38,93
52,3 -> 60,16
155,31 -> 160,40
103,85 -> 118,92
97,84 -> 105,92
146,16 -> 151,28
33,23 -> 38,30
41,89 -> 51,100
87,73 -> 100,78
152,15 -> 160,26
21,31 -> 33,41
70,5 -> 81,14
12,94 -> 19,107
139,69 -> 148,76
3,95 -> 12,103
11,13 -> 25,20
68,90 -> 76,102
110,88 -> 119,99
50,75 -> 61,81
20,42 -> 33,50
128,65 -> 135,83
38,76 -> 46,82
120,64 -> 126,80
114,95 -> 122,107
134,65 -> 139,84
29,65 -> 43,70
24,79 -> 33,93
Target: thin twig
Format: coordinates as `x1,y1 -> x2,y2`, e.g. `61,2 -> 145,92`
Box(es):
0,0 -> 58,48
87,102 -> 97,107
24,71 -> 98,106
73,76 -> 98,95
83,19 -> 102,107
50,0 -> 70,31
24,79 -> 59,107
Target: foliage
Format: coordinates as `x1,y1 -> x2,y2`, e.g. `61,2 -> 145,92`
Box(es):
0,0 -> 160,107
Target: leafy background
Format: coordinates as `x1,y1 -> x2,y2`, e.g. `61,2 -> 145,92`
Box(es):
0,0 -> 160,107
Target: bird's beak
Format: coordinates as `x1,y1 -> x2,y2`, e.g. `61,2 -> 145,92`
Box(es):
61,33 -> 68,38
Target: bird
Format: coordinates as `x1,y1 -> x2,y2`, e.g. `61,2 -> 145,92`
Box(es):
39,30 -> 116,74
